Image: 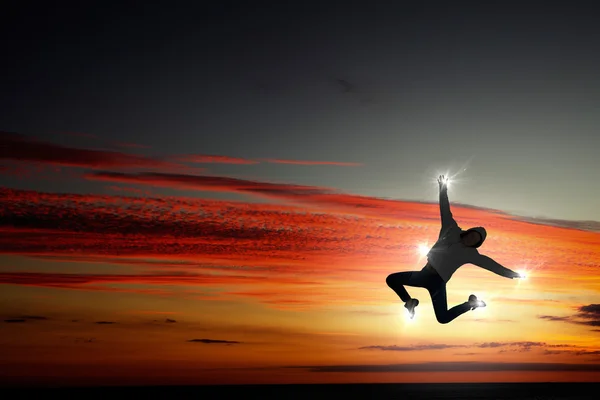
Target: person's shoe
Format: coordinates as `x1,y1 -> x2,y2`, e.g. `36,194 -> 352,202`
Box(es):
404,298 -> 419,319
468,294 -> 486,310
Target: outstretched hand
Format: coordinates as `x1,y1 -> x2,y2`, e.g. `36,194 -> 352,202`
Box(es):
508,270 -> 523,279
438,175 -> 448,191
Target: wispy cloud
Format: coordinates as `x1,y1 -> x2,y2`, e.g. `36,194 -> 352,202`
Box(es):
478,341 -> 545,350
288,362 -> 600,372
83,171 -> 337,205
511,216 -> 600,233
2,131 -> 598,237
0,272 -> 317,292
1,184 -> 600,308
0,131 -> 185,172
359,344 -> 467,351
19,132 -> 362,169
175,154 -> 259,165
359,341 -> 561,353
170,154 -> 362,166
0,186 -> 435,272
578,304 -> 600,325
262,159 -> 362,166
188,338 -> 241,344
544,349 -> 600,357
2,186 -> 598,271
539,304 -> 600,329
106,185 -> 153,195
15,315 -> 47,320
1,130 -> 600,313
80,169 -> 600,237
3,315 -> 48,323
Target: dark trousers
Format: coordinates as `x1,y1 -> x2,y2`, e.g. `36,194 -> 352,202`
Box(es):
386,264 -> 472,324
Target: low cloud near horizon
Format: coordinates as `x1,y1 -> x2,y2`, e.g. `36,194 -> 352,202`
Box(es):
539,304 -> 600,331
188,338 -> 241,344
286,362 -> 600,373
358,341 -> 600,356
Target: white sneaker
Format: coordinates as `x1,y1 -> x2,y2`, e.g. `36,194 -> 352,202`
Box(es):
468,294 -> 486,310
404,298 -> 419,319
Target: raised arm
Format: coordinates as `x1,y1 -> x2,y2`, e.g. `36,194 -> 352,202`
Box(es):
471,253 -> 520,279
438,175 -> 458,232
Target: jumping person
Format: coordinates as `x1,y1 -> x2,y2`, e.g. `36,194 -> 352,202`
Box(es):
386,175 -> 522,324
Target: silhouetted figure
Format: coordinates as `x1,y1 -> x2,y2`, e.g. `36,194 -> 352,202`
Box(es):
386,175 -> 521,324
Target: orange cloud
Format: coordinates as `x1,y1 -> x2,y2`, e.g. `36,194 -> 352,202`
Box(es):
0,271 -> 319,289
1,187 -> 599,277
288,362 -> 600,372
1,184 -> 599,312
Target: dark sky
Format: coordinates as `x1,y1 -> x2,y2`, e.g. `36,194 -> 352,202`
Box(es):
2,2 -> 600,221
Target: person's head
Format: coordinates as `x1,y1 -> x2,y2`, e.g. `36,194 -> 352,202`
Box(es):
460,227 -> 487,248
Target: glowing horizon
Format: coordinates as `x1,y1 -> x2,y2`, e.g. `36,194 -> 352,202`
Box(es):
1,133 -> 600,385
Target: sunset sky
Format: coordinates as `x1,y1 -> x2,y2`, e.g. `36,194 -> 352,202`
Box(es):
1,2 -> 600,386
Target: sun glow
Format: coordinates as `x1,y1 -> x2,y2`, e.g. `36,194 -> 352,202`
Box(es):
405,307 -> 417,322
442,175 -> 451,188
418,244 -> 430,257
517,270 -> 528,280
428,157 -> 475,193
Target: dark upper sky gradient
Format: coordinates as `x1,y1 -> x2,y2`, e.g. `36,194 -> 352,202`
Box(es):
2,2 -> 600,221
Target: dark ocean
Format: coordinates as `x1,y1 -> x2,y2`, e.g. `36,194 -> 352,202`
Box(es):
4,383 -> 598,399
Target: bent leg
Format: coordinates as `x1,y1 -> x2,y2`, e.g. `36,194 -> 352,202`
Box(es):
386,271 -> 429,302
429,284 -> 472,324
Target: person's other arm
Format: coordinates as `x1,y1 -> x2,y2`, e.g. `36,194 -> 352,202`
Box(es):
471,253 -> 520,279
438,175 -> 458,233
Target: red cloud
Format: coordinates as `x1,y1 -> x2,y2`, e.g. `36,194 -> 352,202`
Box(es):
83,171 -> 332,201
171,155 -> 361,166
81,170 -> 600,241
106,186 -> 152,195
0,186 -> 600,307
1,186 -> 599,283
2,131 -> 363,176
0,131 -> 184,171
81,171 -> 517,226
175,154 -> 260,165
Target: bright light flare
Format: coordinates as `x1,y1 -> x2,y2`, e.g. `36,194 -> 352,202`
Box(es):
517,270 -> 528,280
405,308 -> 417,322
471,292 -> 489,315
442,175 -> 451,188
515,260 -> 543,285
418,244 -> 430,257
428,156 -> 474,193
